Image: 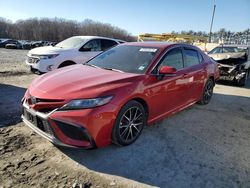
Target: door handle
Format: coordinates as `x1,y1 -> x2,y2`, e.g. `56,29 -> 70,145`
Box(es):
183,73 -> 189,78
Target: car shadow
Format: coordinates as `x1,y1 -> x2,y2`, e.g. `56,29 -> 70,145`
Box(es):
0,83 -> 26,127
60,92 -> 250,187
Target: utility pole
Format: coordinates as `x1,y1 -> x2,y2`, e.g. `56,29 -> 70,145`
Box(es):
208,3 -> 216,43
247,29 -> 249,45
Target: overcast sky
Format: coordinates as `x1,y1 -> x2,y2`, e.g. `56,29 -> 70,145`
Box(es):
0,0 -> 249,35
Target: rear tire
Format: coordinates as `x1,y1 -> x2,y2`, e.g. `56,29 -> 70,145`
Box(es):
198,78 -> 214,105
112,100 -> 146,146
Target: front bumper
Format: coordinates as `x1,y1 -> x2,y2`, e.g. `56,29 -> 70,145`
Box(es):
22,114 -> 76,148
29,66 -> 45,74
218,63 -> 246,81
25,57 -> 55,73
21,100 -> 95,148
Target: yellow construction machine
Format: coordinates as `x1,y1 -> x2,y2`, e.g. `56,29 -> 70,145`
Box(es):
137,33 -> 207,43
137,33 -> 219,52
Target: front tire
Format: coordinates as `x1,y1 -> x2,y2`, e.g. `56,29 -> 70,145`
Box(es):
237,72 -> 248,87
112,100 -> 146,146
198,78 -> 214,105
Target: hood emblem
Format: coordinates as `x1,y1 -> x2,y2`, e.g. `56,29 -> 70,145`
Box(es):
30,96 -> 37,104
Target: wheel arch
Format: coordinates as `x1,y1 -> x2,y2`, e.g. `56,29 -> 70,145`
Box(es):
208,75 -> 215,86
111,97 -> 148,146
58,60 -> 76,68
129,97 -> 149,119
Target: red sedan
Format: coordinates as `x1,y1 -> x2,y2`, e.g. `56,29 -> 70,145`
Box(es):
22,42 -> 219,148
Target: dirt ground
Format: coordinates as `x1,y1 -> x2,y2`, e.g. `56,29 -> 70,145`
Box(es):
0,48 -> 250,188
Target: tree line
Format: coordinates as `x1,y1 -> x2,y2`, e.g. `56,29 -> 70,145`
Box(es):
0,17 -> 136,42
0,17 -> 249,44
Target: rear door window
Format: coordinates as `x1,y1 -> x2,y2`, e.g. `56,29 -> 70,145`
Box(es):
198,52 -> 204,63
101,39 -> 118,51
184,49 -> 200,67
82,39 -> 101,51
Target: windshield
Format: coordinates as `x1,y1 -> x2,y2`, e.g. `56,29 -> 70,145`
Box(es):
87,45 -> 159,74
56,37 -> 86,48
223,47 -> 244,53
208,46 -> 245,54
208,47 -> 222,54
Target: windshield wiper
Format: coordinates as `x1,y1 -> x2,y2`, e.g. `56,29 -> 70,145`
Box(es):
83,64 -> 124,72
83,63 -> 100,69
102,67 -> 124,73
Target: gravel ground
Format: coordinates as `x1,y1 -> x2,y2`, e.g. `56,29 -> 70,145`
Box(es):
0,48 -> 30,75
0,48 -> 250,187
0,48 -> 37,126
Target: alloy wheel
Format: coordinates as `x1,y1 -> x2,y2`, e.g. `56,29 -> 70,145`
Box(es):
119,106 -> 144,143
204,80 -> 214,103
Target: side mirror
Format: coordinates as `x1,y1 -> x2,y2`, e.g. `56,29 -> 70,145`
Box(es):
159,66 -> 177,74
157,66 -> 176,80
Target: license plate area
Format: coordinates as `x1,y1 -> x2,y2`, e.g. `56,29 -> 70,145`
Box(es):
24,108 -> 37,126
23,108 -> 53,136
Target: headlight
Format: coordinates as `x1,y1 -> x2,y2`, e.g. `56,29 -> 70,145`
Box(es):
39,54 -> 59,59
60,96 -> 113,110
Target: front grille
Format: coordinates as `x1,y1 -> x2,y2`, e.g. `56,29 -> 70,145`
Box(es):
27,96 -> 64,105
23,108 -> 54,136
38,108 -> 57,114
35,98 -> 64,103
37,118 -> 54,135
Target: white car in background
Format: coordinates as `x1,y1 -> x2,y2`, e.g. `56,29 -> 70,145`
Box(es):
26,36 -> 124,74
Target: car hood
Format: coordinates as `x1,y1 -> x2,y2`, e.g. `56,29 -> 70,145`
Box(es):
28,46 -> 72,55
29,64 -> 142,100
208,52 -> 246,61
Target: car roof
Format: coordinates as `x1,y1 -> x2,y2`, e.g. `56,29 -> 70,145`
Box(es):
124,41 -> 173,47
217,45 -> 249,48
0,38 -> 12,42
122,42 -> 191,49
216,46 -> 238,48
70,35 -> 121,41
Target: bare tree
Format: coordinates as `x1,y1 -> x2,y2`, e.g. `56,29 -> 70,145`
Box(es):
0,17 -> 249,44
0,17 -> 135,42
